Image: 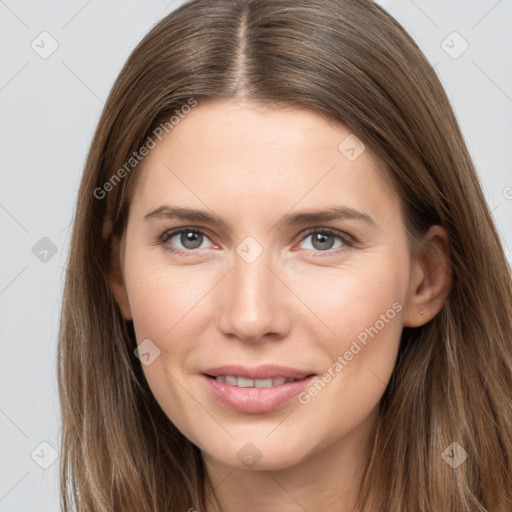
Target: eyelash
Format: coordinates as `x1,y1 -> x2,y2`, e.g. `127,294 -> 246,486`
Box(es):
158,227 -> 357,257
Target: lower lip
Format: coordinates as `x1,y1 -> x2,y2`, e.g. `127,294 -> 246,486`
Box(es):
202,374 -> 316,413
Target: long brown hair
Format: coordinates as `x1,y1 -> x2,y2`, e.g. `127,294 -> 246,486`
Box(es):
57,0 -> 512,510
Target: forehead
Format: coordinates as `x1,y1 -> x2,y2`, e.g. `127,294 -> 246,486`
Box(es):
129,99 -> 399,226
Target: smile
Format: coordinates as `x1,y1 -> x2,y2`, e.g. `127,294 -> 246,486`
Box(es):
200,364 -> 317,413
208,375 -> 307,387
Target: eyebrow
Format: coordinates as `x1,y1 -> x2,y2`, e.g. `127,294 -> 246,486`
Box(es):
144,205 -> 376,229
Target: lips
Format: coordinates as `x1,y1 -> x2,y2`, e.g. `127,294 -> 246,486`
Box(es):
200,364 -> 317,413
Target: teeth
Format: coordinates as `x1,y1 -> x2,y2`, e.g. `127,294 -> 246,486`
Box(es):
255,378 -> 273,387
214,375 -> 301,387
237,377 -> 254,388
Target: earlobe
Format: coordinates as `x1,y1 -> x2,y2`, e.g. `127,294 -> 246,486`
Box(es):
403,225 -> 452,327
107,233 -> 133,321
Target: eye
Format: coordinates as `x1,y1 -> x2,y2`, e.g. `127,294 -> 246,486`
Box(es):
160,228 -> 215,254
297,228 -> 354,255
159,227 -> 355,256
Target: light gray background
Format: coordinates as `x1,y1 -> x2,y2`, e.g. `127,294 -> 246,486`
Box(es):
1,1 -> 511,510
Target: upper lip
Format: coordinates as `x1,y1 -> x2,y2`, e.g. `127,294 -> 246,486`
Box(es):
202,364 -> 315,380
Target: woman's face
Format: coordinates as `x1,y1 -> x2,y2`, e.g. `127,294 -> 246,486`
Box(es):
112,99 -> 420,471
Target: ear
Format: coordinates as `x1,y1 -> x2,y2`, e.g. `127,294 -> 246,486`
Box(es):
403,225 -> 452,327
107,232 -> 133,321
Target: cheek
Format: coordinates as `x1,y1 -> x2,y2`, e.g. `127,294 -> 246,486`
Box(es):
124,257 -> 213,440
290,278 -> 405,451
293,255 -> 407,350
124,251 -> 219,399
125,246 -> 206,342
293,251 -> 407,406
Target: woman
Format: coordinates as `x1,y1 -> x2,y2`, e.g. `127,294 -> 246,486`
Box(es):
57,0 -> 512,510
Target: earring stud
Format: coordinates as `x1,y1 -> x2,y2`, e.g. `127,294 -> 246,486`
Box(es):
420,310 -> 424,316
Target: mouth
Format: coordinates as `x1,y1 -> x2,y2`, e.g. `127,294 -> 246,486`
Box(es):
200,365 -> 317,413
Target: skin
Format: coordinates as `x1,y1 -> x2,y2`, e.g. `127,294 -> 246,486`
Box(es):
108,99 -> 452,512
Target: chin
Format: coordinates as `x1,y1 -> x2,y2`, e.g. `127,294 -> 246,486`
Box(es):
199,434 -> 314,472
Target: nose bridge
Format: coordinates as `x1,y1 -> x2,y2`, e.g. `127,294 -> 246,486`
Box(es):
234,251 -> 271,308
217,242 -> 289,341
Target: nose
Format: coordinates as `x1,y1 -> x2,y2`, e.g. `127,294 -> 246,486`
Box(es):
216,249 -> 292,343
